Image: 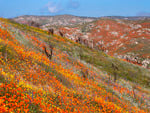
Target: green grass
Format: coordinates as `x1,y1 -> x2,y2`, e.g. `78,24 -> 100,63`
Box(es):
57,41 -> 150,88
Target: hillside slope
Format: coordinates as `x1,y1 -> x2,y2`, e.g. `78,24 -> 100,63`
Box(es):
0,18 -> 150,113
13,15 -> 97,27
13,15 -> 150,68
54,18 -> 150,68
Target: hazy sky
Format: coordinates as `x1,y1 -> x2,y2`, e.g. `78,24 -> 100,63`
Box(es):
0,0 -> 150,18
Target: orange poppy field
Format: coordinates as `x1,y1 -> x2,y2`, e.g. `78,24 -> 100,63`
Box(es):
0,18 -> 150,113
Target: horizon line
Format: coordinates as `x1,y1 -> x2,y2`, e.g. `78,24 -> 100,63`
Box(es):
10,14 -> 150,19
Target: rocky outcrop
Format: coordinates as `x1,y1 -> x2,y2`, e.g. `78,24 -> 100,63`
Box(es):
117,54 -> 150,68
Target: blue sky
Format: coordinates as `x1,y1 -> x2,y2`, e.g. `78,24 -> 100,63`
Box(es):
0,0 -> 150,18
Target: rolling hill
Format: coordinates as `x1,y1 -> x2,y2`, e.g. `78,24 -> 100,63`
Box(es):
13,15 -> 98,26
13,15 -> 150,68
0,17 -> 150,113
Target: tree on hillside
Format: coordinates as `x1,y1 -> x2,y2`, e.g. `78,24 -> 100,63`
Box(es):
48,28 -> 54,35
43,44 -> 53,60
112,63 -> 119,82
81,68 -> 89,80
59,31 -> 64,37
28,21 -> 40,28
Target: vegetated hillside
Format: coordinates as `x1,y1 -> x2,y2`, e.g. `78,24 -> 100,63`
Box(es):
53,18 -> 150,68
0,18 -> 150,113
12,15 -> 150,69
12,15 -> 150,27
13,15 -> 97,27
101,16 -> 150,20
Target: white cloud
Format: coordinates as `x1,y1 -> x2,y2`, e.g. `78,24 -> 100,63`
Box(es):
46,2 -> 62,13
43,0 -> 80,14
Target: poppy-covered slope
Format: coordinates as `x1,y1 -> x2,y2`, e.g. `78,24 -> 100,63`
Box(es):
0,18 -> 150,113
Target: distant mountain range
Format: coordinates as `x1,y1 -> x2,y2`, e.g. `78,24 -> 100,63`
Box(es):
101,16 -> 150,20
12,15 -> 150,27
12,15 -> 98,26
